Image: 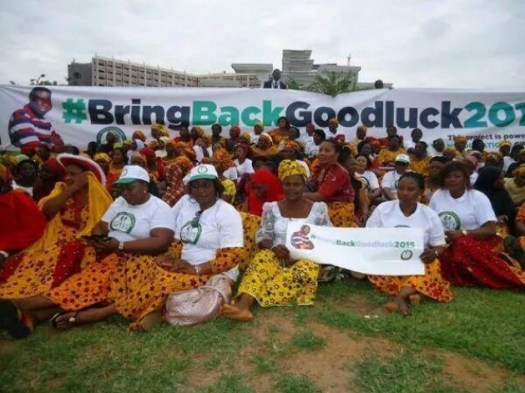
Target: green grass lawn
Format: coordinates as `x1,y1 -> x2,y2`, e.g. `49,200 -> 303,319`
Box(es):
1,279 -> 524,393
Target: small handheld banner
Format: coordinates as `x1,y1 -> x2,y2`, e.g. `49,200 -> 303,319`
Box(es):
285,222 -> 425,276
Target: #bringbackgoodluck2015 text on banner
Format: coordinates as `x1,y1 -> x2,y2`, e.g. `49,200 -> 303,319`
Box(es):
285,221 -> 425,276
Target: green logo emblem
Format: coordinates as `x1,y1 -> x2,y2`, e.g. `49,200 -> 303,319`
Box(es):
438,211 -> 461,230
401,250 -> 413,260
110,212 -> 136,234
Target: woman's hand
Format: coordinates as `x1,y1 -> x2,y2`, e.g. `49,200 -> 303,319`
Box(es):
92,237 -> 119,253
272,244 -> 290,261
445,230 -> 464,243
155,254 -> 194,273
419,248 -> 439,264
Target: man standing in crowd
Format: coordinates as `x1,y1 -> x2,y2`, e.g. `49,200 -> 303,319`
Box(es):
263,69 -> 288,89
8,87 -> 64,154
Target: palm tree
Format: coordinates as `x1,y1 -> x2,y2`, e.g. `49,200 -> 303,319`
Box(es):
307,71 -> 356,97
286,78 -> 304,91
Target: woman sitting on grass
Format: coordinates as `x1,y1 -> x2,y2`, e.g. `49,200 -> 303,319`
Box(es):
222,160 -> 331,322
430,161 -> 525,288
0,165 -> 176,336
366,172 -> 453,316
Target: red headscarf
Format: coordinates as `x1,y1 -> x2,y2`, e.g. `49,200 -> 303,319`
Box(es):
247,169 -> 284,216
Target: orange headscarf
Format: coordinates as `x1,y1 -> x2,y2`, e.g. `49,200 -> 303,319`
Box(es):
213,148 -> 235,169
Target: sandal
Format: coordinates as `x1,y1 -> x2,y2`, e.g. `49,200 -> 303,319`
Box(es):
50,311 -> 78,330
0,300 -> 32,339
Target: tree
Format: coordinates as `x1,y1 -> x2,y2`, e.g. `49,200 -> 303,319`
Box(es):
307,71 -> 356,97
286,78 -> 304,91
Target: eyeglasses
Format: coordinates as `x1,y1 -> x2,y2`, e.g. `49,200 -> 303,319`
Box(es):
191,210 -> 203,228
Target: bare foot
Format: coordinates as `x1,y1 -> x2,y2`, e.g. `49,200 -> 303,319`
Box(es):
397,299 -> 412,317
129,311 -> 163,332
385,301 -> 399,313
409,294 -> 422,305
385,298 -> 412,316
221,303 -> 253,322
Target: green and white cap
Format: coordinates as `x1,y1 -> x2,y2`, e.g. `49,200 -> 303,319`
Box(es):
115,165 -> 150,184
188,164 -> 219,182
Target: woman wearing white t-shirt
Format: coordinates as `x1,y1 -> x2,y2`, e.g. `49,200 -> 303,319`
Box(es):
354,154 -> 381,204
159,164 -> 245,288
430,161 -> 525,288
10,165 -> 179,332
234,144 -> 255,177
367,172 -> 453,316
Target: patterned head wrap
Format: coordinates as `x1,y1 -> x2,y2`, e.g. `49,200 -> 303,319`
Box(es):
328,118 -> 339,127
151,123 -> 169,137
94,153 -> 111,164
122,139 -> 132,146
16,154 -> 30,163
0,163 -> 13,184
132,130 -> 146,142
254,121 -> 264,131
240,132 -> 251,144
213,148 -> 235,169
278,159 -> 307,181
174,156 -> 194,173
454,135 -> 467,144
499,140 -> 512,148
283,140 -> 301,152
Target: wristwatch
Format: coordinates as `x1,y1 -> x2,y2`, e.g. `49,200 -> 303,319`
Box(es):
118,242 -> 125,251
461,230 -> 468,237
194,264 -> 202,275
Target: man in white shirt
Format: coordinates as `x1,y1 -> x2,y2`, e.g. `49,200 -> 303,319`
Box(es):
382,154 -> 411,200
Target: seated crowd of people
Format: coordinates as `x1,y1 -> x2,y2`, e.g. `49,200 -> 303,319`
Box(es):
1,117 -> 525,338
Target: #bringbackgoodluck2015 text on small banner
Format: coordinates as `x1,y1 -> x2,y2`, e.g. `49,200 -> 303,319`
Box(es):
285,221 -> 425,276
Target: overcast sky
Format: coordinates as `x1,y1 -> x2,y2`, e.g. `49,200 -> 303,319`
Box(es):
0,0 -> 523,89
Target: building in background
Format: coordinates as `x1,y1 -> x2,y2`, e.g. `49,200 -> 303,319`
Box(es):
67,52 -> 389,88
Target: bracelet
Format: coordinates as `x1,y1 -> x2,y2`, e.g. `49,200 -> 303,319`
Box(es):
194,264 -> 202,275
0,250 -> 9,258
433,249 -> 439,257
118,242 -> 125,251
461,230 -> 468,237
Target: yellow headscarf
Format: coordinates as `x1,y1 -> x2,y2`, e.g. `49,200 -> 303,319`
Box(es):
26,172 -> 112,252
94,153 -> 111,164
278,159 -> 307,181
454,135 -> 467,144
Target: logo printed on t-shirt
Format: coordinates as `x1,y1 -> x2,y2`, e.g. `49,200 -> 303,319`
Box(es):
180,220 -> 202,244
438,211 -> 461,230
110,212 -> 136,234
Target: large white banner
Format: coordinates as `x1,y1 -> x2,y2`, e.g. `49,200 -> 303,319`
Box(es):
285,221 -> 425,276
0,85 -> 524,151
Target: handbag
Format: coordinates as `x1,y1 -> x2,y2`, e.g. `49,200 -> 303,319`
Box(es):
164,274 -> 233,326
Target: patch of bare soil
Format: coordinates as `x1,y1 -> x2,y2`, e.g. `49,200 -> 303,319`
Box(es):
436,350 -> 525,393
184,306 -> 523,393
